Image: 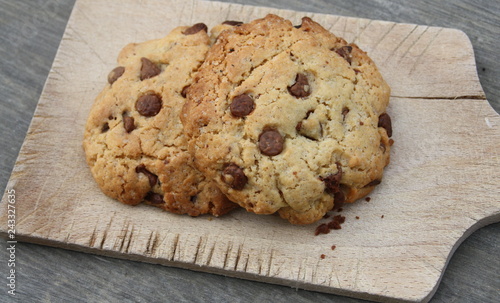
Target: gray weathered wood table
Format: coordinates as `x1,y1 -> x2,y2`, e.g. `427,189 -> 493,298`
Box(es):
1,0 -> 498,302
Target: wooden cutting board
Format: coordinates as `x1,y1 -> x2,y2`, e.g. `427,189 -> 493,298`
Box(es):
1,0 -> 499,302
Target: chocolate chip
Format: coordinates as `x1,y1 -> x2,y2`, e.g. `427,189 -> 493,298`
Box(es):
123,116 -> 135,133
222,164 -> 247,190
140,58 -> 161,81
181,85 -> 190,98
288,73 -> 311,98
320,163 -> 342,194
334,190 -> 346,203
378,113 -> 392,137
222,20 -> 243,26
136,93 -> 162,117
295,17 -> 313,30
380,142 -> 387,153
144,192 -> 164,204
364,179 -> 382,188
296,110 -> 322,141
183,23 -> 208,35
295,121 -> 302,131
230,94 -> 255,117
108,66 -> 125,85
258,129 -> 284,156
135,164 -> 158,186
334,45 -> 353,64
101,122 -> 110,133
342,107 -> 349,121
190,195 -> 197,203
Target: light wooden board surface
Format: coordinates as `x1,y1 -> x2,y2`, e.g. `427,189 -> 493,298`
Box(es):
1,0 -> 499,302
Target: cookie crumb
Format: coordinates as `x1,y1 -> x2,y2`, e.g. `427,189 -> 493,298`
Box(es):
355,216 -> 360,219
331,245 -> 336,250
320,254 -> 326,259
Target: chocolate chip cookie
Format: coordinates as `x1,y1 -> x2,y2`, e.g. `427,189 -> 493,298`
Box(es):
182,14 -> 392,224
83,24 -> 237,217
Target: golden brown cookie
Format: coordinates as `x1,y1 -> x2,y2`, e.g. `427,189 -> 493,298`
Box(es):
83,24 -> 237,217
182,15 -> 392,224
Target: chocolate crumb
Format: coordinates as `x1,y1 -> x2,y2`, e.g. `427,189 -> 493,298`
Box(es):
355,216 -> 360,220
314,223 -> 330,236
315,214 -> 346,235
337,215 -> 346,224
365,197 -> 371,202
381,215 -> 385,219
319,163 -> 342,194
320,254 -> 326,259
328,220 -> 342,230
331,245 -> 336,251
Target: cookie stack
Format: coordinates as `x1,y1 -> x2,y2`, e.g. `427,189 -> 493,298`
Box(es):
83,14 -> 392,225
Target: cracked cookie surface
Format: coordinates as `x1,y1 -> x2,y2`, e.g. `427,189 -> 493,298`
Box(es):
83,24 -> 237,217
182,14 -> 392,224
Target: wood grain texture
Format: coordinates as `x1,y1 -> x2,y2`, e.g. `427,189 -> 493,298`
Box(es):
0,0 -> 499,302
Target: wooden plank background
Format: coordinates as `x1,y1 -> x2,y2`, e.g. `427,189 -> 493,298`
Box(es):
2,3 -> 498,301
